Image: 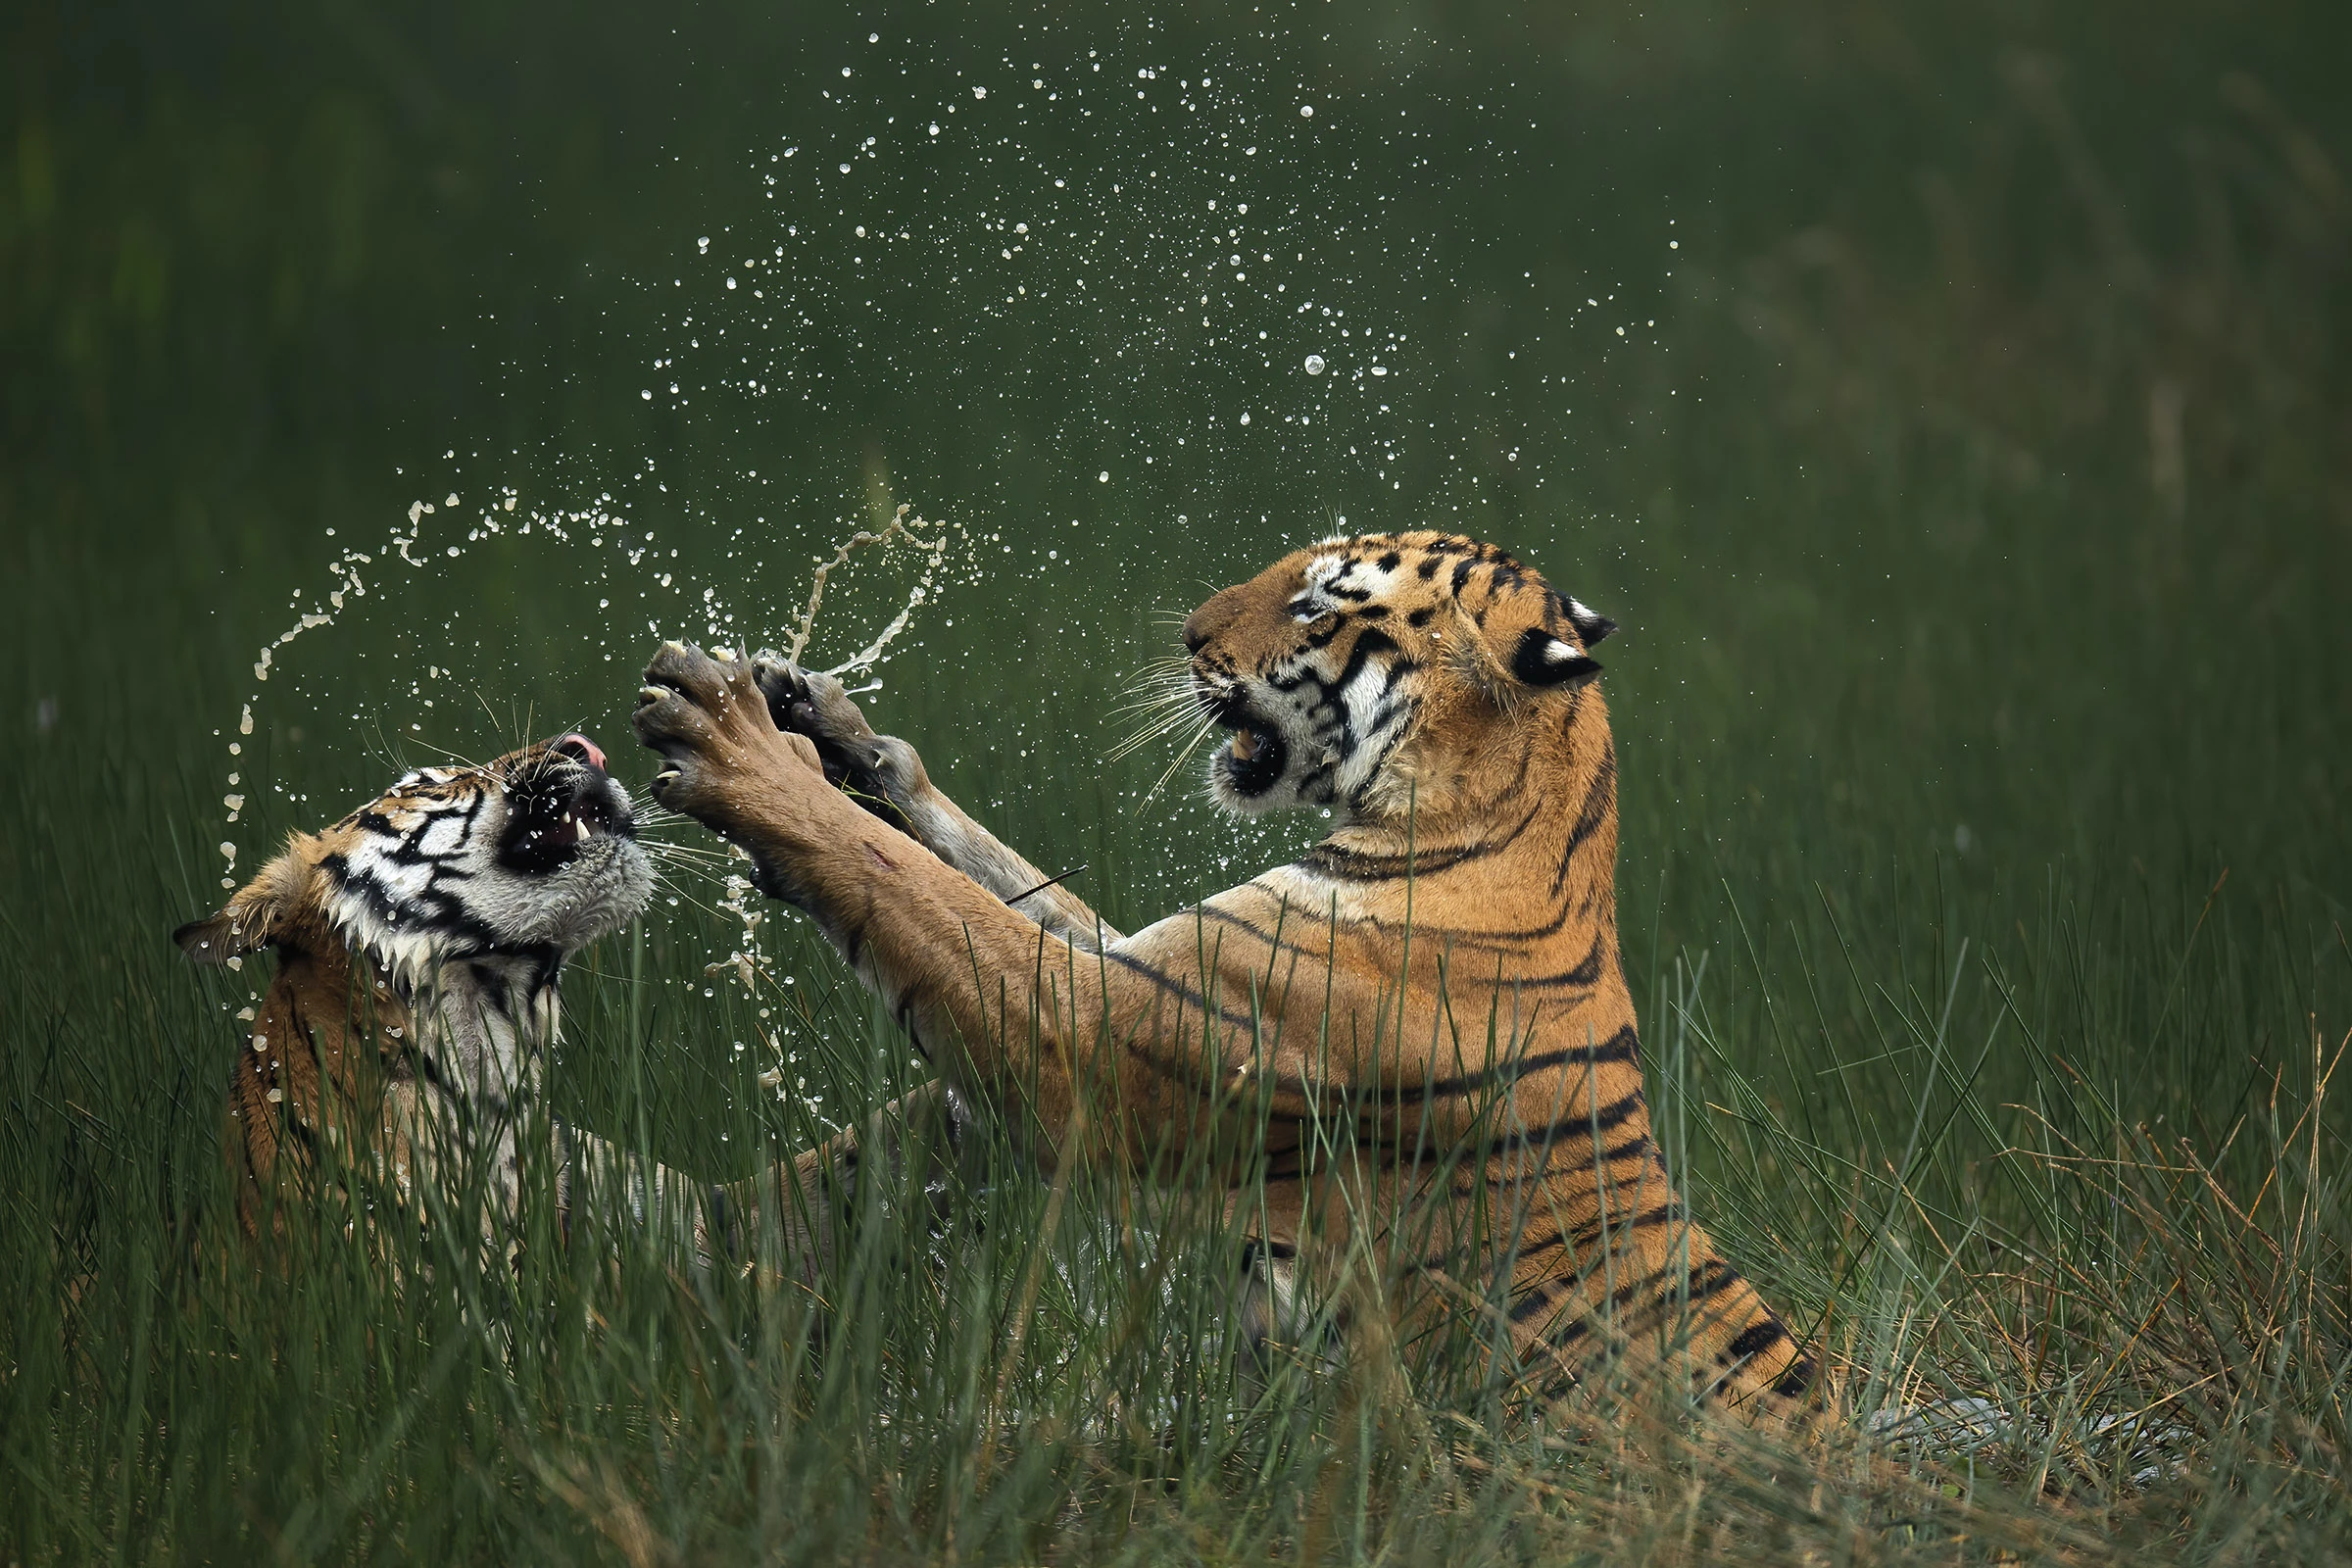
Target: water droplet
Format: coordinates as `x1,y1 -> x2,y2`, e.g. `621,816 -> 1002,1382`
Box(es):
1098,470 -> 1110,482
1299,104 -> 1314,118
1303,354 -> 1327,375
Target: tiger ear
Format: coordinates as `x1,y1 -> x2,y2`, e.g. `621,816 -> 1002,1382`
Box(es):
173,912 -> 257,965
173,843 -> 318,964
1563,597 -> 1617,647
1510,627 -> 1604,689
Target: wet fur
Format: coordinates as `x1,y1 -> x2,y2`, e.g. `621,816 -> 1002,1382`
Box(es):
178,739 -> 661,1243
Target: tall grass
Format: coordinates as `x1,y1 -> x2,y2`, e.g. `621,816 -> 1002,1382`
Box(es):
5,739 -> 2349,1561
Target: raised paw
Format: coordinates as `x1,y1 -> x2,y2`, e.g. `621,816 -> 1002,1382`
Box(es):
633,642 -> 828,838
748,654 -> 921,810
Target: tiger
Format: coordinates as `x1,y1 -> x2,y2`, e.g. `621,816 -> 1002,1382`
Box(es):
175,733 -> 667,1244
633,530 -> 1815,1411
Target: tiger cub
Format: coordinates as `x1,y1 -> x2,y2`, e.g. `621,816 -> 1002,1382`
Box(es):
635,532 -> 1814,1411
176,733 -> 662,1242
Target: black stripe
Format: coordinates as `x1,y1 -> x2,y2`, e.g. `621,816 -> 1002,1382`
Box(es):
1332,626 -> 1399,689
1098,949 -> 1268,1055
1510,1255 -> 1656,1328
1547,746 -> 1616,899
1771,1354 -> 1819,1399
1296,798 -> 1543,881
1503,926 -> 1611,993
1488,1088 -> 1646,1157
1258,1082 -> 1644,1182
1389,1024 -> 1641,1102
1410,1196 -> 1685,1278
1501,1200 -> 1689,1275
1455,1131 -> 1654,1196
1682,1257 -> 1745,1304
1187,890 -> 1599,998
1722,1318 -> 1788,1361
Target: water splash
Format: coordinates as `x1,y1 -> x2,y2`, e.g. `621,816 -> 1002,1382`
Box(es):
786,503 -> 958,676
213,476 -> 968,1124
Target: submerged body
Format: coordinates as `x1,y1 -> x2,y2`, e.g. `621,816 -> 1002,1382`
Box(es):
176,734 -> 664,1241
639,531 -> 1813,1407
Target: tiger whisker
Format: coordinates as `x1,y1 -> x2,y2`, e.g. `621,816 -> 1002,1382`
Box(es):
1136,711 -> 1223,805
1105,722 -> 1199,764
1105,700 -> 1216,761
1105,691 -> 1203,728
1107,677 -> 1197,707
637,842 -> 739,867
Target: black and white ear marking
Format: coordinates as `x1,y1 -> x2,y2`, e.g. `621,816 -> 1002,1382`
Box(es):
1563,597 -> 1618,647
1511,627 -> 1604,688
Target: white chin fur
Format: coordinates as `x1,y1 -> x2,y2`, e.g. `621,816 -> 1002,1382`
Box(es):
1208,769 -> 1287,816
474,836 -> 656,952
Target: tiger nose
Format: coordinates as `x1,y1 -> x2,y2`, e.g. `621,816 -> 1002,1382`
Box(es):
1183,586 -> 1247,655
553,733 -> 608,770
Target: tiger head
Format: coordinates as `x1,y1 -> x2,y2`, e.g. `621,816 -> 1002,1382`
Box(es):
175,734 -> 653,990
1183,531 -> 1616,821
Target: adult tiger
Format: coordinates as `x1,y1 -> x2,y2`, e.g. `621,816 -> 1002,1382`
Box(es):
636,532 -> 1814,1409
175,733 -> 669,1243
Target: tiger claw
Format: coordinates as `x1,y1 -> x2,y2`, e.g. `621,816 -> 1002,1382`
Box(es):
749,651 -> 808,724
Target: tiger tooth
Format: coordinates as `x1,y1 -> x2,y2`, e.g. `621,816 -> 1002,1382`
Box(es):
1230,726 -> 1261,761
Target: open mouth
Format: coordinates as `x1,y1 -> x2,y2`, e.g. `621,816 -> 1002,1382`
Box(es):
1207,697 -> 1288,797
558,807 -> 609,844
502,735 -> 635,872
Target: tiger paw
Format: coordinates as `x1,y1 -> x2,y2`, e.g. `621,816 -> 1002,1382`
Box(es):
749,654 -> 927,819
633,642 -> 834,849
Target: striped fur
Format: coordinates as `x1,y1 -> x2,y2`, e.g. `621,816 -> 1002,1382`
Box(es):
175,735 -> 659,1242
639,533 -> 1813,1409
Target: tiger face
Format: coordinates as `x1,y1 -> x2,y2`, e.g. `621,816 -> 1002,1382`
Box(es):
179,733 -> 653,982
1182,530 -> 1617,820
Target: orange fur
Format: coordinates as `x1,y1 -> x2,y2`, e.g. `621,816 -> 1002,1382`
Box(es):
178,737 -> 657,1244
639,534 -> 1812,1408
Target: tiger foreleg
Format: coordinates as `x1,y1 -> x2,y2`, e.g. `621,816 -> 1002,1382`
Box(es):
750,655 -> 1118,949
699,1078 -> 977,1289
636,642 -> 1238,1176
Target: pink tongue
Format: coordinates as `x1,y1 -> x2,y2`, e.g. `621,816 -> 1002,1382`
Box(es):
557,732 -> 608,769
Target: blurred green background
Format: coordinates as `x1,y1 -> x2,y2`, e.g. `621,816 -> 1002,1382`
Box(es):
4,0 -> 2350,1559
6,0 -> 2346,897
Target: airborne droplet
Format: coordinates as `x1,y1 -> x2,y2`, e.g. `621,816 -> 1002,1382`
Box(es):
1304,354 -> 1327,375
